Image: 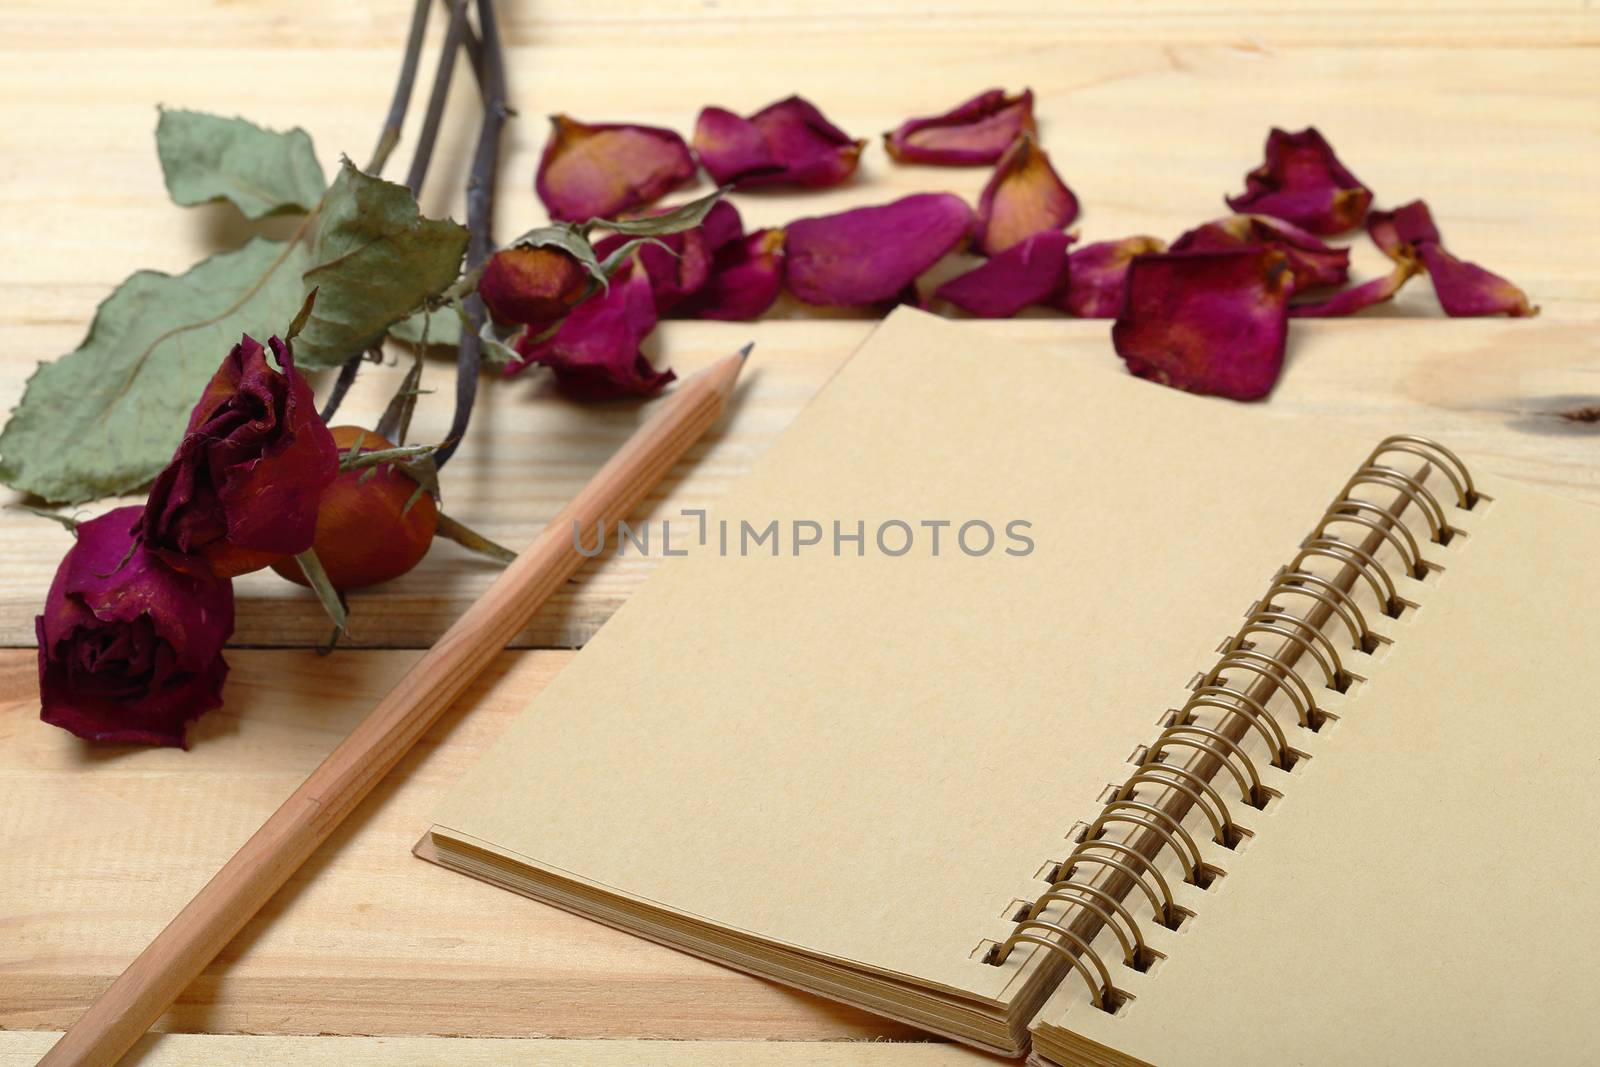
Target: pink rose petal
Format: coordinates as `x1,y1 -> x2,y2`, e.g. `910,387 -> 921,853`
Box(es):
1367,200 -> 1535,317
595,199 -> 745,313
933,229 -> 1072,318
694,96 -> 863,189
674,228 -> 787,321
510,263 -> 675,400
1057,236 -> 1167,318
883,89 -> 1036,166
1112,247 -> 1295,401
785,192 -> 974,306
536,114 -> 697,222
1172,214 -> 1349,289
975,133 -> 1078,256
1226,127 -> 1372,236
1289,262 -> 1419,317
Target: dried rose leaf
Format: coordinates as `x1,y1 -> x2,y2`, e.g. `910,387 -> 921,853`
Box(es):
694,96 -> 863,189
785,192 -> 973,306
1290,261 -> 1420,317
933,229 -> 1072,318
536,114 -> 697,222
1112,247 -> 1294,401
1226,127 -> 1372,236
1172,214 -> 1349,289
37,505 -> 233,748
1367,199 -> 1535,317
674,228 -> 787,321
509,263 -> 673,400
1057,236 -> 1167,318
975,133 -> 1078,256
883,88 -> 1036,166
596,199 -> 745,313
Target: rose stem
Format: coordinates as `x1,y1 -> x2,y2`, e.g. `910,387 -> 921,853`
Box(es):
432,0 -> 507,471
366,0 -> 431,176
403,0 -> 469,196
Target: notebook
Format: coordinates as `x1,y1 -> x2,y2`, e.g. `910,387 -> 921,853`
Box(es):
420,308 -> 1600,1062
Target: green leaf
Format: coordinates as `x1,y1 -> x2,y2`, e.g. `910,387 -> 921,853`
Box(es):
156,108 -> 326,220
591,187 -> 727,236
291,160 -> 470,370
391,306 -> 461,348
0,236 -> 311,503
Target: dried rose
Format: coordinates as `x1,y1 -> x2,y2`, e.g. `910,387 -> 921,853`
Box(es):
1367,200 -> 1536,317
1112,247 -> 1294,400
479,244 -> 592,327
785,192 -> 974,306
536,114 -> 697,222
510,262 -> 674,400
269,427 -> 439,591
1172,214 -> 1349,289
1057,236 -> 1167,318
595,199 -> 744,313
975,133 -> 1078,256
138,334 -> 339,579
1226,127 -> 1372,236
693,96 -> 863,189
933,230 -> 1072,318
674,228 -> 787,321
883,89 -> 1035,166
37,505 -> 233,748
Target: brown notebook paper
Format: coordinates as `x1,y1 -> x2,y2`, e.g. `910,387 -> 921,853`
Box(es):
422,309 -> 1599,1061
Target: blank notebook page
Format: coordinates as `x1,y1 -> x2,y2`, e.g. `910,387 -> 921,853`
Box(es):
430,308 -> 1383,1003
1048,469 -> 1600,1065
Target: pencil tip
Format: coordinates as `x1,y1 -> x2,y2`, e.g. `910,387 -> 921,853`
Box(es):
738,341 -> 754,362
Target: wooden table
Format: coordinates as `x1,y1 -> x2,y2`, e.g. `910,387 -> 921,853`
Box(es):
2,0 -> 1596,1061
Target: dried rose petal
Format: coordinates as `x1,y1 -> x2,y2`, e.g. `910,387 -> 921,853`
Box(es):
138,335 -> 339,579
479,245 -> 592,327
1172,214 -> 1349,289
975,133 -> 1078,256
1290,262 -> 1419,317
674,228 -> 787,321
1112,247 -> 1294,400
596,199 -> 745,313
536,114 -> 697,222
693,96 -> 863,189
1226,127 -> 1372,236
884,89 -> 1035,166
1057,236 -> 1167,318
933,230 -> 1072,318
38,505 -> 233,748
1367,200 -> 1535,317
510,263 -> 674,400
785,192 -> 974,306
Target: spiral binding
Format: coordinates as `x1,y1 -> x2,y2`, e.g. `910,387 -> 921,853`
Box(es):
985,435 -> 1479,1012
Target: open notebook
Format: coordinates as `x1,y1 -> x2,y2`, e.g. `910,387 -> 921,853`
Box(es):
421,309 -> 1600,1061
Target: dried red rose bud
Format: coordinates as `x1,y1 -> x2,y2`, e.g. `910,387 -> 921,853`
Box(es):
509,262 -> 674,400
693,96 -> 864,189
479,245 -> 592,327
1226,127 -> 1372,236
536,114 -> 697,222
1172,214 -> 1349,290
975,133 -> 1078,256
37,505 -> 233,748
138,334 -> 339,579
1057,236 -> 1167,318
674,228 -> 787,321
933,229 -> 1072,318
1112,247 -> 1294,401
1367,200 -> 1536,317
595,199 -> 744,313
269,427 -> 439,591
785,192 -> 973,307
883,89 -> 1035,166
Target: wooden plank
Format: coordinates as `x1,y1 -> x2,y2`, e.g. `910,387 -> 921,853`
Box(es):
0,648 -> 923,1040
0,1033 -> 992,1066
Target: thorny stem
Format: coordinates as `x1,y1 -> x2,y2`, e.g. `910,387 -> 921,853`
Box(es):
366,0 -> 432,176
404,0 -> 469,197
433,0 -> 507,471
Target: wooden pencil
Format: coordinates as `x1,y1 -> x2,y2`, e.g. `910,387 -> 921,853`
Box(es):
39,345 -> 752,1067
